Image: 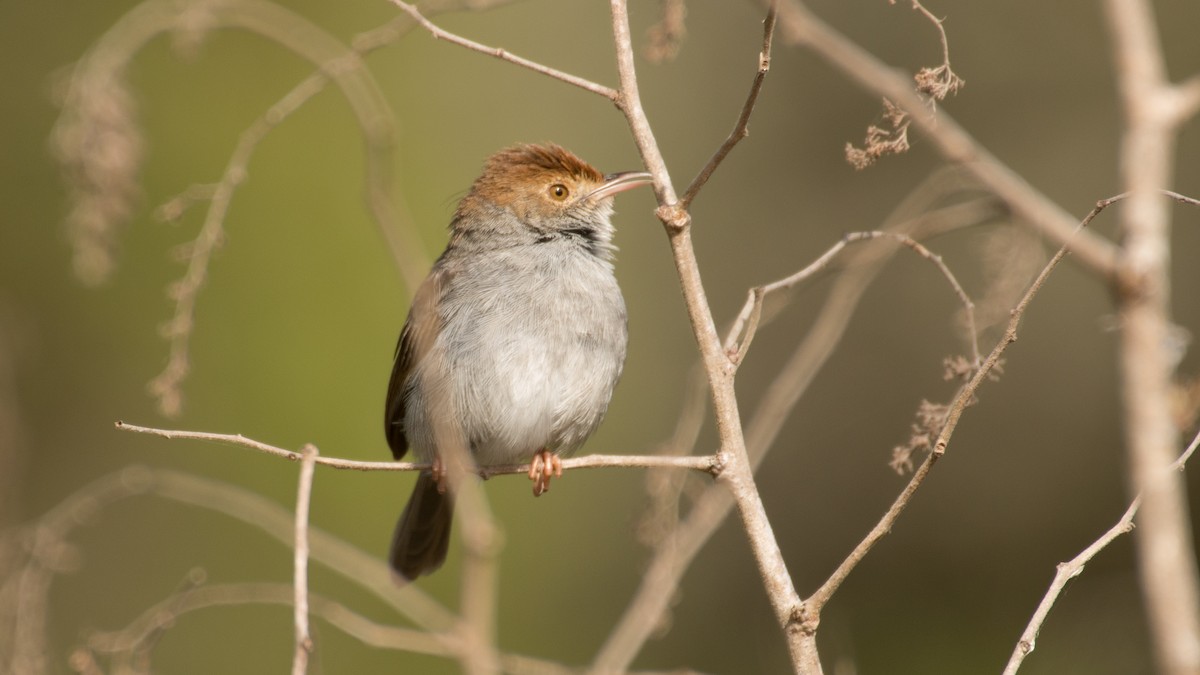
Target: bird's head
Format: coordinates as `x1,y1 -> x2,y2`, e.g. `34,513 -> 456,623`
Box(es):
451,144 -> 652,251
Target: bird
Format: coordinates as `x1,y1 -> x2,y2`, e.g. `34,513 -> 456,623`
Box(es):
384,143 -> 652,581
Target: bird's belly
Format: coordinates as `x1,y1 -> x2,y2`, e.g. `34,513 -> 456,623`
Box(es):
457,318 -> 623,464
404,251 -> 627,466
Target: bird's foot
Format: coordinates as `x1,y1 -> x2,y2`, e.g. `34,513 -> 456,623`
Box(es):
528,449 -> 562,497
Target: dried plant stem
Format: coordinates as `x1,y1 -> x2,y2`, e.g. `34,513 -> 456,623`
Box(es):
909,1 -> 951,64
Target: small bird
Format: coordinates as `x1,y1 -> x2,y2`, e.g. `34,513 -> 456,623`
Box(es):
384,143 -> 652,581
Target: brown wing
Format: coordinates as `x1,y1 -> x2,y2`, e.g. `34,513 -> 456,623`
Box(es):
384,267 -> 449,460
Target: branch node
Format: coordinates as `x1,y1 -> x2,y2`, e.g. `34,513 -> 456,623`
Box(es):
655,204 -> 691,232
709,451 -> 729,478
786,604 -> 818,636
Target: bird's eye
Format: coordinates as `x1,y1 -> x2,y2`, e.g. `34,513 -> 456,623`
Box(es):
549,184 -> 570,201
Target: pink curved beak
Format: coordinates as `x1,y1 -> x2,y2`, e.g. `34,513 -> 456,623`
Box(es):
587,171 -> 654,200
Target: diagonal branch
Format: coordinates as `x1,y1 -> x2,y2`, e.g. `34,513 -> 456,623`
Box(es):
388,1 -> 619,101
680,2 -> 777,209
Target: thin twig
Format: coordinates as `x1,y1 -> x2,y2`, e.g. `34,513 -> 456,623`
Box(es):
727,230 -> 980,367
291,445 -> 317,675
908,1 -> 951,67
1165,190 -> 1200,207
114,421 -> 718,475
388,1 -> 619,101
680,2 -> 777,209
1002,427 -> 1200,674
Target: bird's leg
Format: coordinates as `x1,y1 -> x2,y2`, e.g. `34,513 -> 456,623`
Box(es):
528,449 -> 562,497
431,455 -> 448,494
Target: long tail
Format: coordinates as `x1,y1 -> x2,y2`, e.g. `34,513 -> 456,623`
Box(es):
389,472 -> 453,582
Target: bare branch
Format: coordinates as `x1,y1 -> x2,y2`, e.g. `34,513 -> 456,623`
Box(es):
114,421 -> 718,475
680,2 -> 777,209
388,1 -> 619,101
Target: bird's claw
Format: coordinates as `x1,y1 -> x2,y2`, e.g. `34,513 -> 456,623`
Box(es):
528,449 -> 562,497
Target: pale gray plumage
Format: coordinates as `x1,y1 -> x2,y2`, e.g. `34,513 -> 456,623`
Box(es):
385,144 -> 650,581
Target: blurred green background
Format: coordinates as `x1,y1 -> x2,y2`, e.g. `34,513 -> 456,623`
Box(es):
2,1 -> 1199,673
